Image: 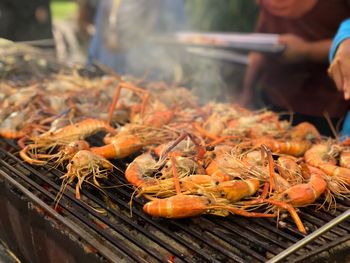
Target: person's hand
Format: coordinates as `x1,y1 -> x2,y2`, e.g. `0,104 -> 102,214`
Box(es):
239,52 -> 264,108
328,38 -> 350,100
239,88 -> 253,107
278,34 -> 309,62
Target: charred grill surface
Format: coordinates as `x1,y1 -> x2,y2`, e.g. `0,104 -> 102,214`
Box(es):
0,138 -> 349,263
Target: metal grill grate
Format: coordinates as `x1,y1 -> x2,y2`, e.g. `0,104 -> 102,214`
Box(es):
0,138 -> 349,263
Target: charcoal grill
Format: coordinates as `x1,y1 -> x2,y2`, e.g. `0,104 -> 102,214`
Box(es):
0,137 -> 349,263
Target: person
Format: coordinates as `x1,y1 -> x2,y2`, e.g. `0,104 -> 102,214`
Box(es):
87,0 -> 187,80
240,0 -> 350,136
328,18 -> 350,137
0,0 -> 52,41
329,18 -> 350,100
76,0 -> 98,40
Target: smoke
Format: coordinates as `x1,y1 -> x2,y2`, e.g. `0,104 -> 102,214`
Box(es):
90,0 -> 250,104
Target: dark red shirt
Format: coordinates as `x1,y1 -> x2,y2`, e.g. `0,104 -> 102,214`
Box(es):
257,0 -> 350,117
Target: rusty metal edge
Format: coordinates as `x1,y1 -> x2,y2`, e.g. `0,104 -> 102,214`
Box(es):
0,169 -> 120,263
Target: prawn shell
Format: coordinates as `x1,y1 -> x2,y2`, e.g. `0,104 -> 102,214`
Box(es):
278,171 -> 327,207
340,150 -> 350,169
291,122 -> 321,141
217,178 -> 260,202
39,118 -> 115,143
143,194 -> 210,218
206,156 -> 234,182
255,137 -> 311,157
125,153 -> 157,187
91,134 -> 143,159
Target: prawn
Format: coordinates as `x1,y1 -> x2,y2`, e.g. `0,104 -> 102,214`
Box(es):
339,149 -> 350,169
242,146 -> 308,234
19,118 -> 115,165
304,143 -> 350,195
277,156 -> 304,185
31,118 -> 115,146
143,194 -> 276,219
290,122 -> 321,142
140,174 -> 260,203
202,145 -> 236,182
254,137 -> 312,157
58,150 -> 114,200
205,154 -> 237,182
124,152 -> 159,188
249,165 -> 327,234
277,165 -> 327,207
20,140 -> 90,166
91,124 -> 179,159
107,81 -> 174,127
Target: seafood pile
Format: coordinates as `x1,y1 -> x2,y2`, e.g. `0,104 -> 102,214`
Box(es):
1,43 -> 349,235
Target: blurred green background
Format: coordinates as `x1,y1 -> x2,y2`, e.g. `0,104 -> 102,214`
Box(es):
50,0 -> 77,20
50,0 -> 259,31
185,0 -> 259,32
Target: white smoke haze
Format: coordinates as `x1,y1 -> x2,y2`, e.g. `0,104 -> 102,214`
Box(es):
94,0 -> 247,105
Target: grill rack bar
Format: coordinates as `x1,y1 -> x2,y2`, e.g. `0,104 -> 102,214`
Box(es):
302,207 -> 350,232
104,178 -> 349,262
101,180 -> 236,263
0,152 -> 153,263
45,169 -> 192,263
0,138 -> 349,262
104,177 -> 270,262
0,149 -> 201,263
0,169 -> 122,263
0,141 -> 225,262
47,163 -> 219,263
267,209 -> 350,263
291,235 -> 350,262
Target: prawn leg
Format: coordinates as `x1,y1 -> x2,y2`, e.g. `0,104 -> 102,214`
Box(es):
159,132 -> 205,162
224,206 -> 276,218
264,199 -> 306,234
107,82 -> 150,124
262,145 -> 276,194
170,156 -> 182,194
19,144 -> 49,165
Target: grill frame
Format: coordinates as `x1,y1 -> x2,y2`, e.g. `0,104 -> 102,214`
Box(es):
0,138 -> 349,263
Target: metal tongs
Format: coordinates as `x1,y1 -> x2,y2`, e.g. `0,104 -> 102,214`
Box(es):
155,32 -> 285,64
173,32 -> 285,53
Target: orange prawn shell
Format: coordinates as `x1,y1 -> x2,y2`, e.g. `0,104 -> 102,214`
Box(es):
143,194 -> 210,218
142,110 -> 174,127
290,122 -> 320,141
37,118 -> 115,143
61,140 -> 90,155
206,161 -> 233,181
278,166 -> 327,207
125,153 -> 157,187
255,137 -> 311,157
67,150 -> 113,172
277,156 -> 303,184
304,144 -> 337,166
304,144 -> 350,185
205,153 -> 235,182
217,178 -> 260,202
180,174 -> 219,192
91,134 -> 144,159
340,150 -> 350,169
0,129 -> 26,139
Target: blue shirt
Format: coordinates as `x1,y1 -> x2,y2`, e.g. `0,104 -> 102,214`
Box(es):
329,18 -> 350,63
329,18 -> 350,138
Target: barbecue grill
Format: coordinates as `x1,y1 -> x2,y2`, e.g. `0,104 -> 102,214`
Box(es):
0,136 -> 349,263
